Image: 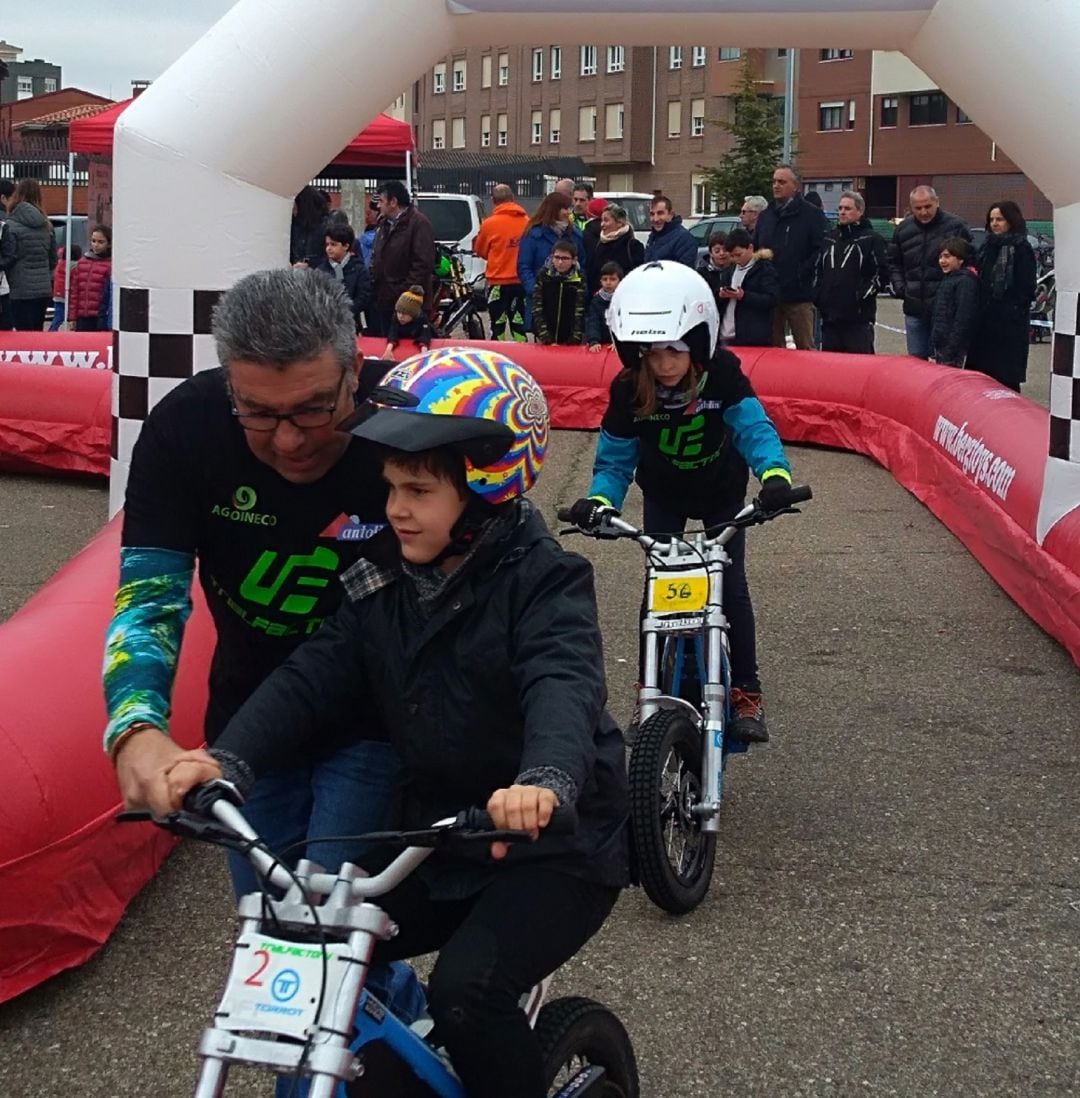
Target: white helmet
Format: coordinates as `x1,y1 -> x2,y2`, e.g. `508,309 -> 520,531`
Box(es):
607,260 -> 720,371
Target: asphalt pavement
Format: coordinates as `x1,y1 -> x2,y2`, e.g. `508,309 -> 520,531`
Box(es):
0,307 -> 1076,1097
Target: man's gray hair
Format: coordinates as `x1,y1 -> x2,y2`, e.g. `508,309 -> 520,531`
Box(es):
554,178 -> 575,197
774,163 -> 802,183
213,268 -> 357,373
492,183 -> 514,204
840,189 -> 866,212
910,184 -> 939,201
743,195 -> 768,213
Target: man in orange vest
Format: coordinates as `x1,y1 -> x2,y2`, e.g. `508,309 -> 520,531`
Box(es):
473,183 -> 528,342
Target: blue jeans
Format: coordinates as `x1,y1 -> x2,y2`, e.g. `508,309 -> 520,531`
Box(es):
49,299 -> 66,331
904,313 -> 932,359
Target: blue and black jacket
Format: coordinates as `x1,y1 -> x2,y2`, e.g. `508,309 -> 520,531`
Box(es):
587,347 -> 791,517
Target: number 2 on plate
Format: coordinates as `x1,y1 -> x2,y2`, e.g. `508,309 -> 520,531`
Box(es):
244,948 -> 271,987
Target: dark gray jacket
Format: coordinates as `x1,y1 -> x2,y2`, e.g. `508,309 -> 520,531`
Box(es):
752,194 -> 828,304
886,209 -> 972,319
5,202 -> 57,300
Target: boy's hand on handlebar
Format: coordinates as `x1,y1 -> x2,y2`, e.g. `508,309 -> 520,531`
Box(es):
486,784 -> 560,860
569,497 -> 618,532
162,750 -> 224,813
113,726 -> 188,816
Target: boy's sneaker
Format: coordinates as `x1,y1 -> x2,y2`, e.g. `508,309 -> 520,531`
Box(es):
729,688 -> 769,743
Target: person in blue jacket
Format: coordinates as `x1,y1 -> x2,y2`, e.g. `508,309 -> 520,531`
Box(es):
516,191 -> 583,332
643,195 -> 698,268
568,261 -> 799,743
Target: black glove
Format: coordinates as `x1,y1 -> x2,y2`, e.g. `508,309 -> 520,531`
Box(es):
570,497 -> 618,532
757,476 -> 794,512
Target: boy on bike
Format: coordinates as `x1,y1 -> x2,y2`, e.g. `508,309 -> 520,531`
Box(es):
154,347 -> 630,1098
568,260 -> 798,743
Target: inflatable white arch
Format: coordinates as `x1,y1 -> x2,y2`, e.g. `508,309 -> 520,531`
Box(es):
111,0 -> 1080,536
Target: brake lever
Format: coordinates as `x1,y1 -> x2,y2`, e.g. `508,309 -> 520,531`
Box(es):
558,526 -> 583,537
116,808 -> 252,852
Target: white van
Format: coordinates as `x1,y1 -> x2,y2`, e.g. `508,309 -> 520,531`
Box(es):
414,192 -> 487,282
594,192 -> 655,245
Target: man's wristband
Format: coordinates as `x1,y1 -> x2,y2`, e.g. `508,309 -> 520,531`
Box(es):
108,722 -> 162,764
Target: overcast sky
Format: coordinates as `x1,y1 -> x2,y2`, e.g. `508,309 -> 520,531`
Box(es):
4,0 -> 236,99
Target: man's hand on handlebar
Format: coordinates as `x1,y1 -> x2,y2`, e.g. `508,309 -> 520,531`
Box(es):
486,784 -> 560,860
113,726 -> 189,816
568,497 -> 619,533
157,749 -> 223,814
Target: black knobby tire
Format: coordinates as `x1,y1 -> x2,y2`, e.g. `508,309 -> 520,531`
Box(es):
628,708 -> 716,914
464,312 -> 486,341
537,996 -> 639,1098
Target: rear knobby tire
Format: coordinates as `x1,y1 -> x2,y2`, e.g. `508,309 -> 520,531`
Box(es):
628,709 -> 716,914
537,996 -> 639,1098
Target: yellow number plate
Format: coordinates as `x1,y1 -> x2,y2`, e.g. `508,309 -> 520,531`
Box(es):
650,573 -> 709,613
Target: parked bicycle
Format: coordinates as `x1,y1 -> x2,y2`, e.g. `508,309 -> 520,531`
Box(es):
120,782 -> 638,1097
559,485 -> 812,914
433,244 -> 487,341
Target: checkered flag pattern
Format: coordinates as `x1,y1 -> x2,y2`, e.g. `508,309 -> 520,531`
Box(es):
110,286 -> 223,467
1050,291 -> 1080,464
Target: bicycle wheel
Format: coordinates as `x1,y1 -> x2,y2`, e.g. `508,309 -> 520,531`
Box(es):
464,312 -> 486,341
628,708 -> 716,914
538,996 -> 639,1098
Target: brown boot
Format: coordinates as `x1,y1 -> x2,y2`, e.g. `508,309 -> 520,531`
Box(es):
729,687 -> 769,743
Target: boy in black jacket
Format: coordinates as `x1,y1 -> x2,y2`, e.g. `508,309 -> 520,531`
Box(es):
930,237 -> 979,367
585,261 -> 622,351
315,222 -> 372,332
383,284 -> 436,358
532,239 -> 586,345
717,229 -> 780,347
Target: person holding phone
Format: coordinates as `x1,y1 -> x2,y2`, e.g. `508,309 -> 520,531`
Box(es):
715,229 -> 780,347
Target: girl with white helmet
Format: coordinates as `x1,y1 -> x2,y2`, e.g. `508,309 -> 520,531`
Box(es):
569,260 -> 797,742
156,347 -> 629,1098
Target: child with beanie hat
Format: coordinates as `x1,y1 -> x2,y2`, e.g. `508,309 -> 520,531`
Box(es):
383,284 -> 437,358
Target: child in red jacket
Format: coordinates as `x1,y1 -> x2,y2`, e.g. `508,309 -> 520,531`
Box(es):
48,244 -> 82,331
68,225 -> 112,331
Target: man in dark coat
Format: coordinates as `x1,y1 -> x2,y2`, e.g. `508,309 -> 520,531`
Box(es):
371,179 -> 436,335
644,196 -> 698,268
886,185 -> 972,359
752,165 -> 827,350
816,190 -> 887,354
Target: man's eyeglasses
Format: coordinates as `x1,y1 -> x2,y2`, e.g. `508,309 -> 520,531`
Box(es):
231,373 -> 347,432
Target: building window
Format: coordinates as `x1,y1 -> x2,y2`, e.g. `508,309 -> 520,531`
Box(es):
819,102 -> 844,131
669,46 -> 683,70
498,53 -> 509,86
718,47 -> 741,62
605,102 -> 624,140
481,55 -> 492,88
43,77 -> 57,94
433,63 -> 446,94
667,100 -> 682,137
910,91 -> 947,126
432,119 -> 446,150
532,48 -> 544,82
580,45 -> 597,76
820,49 -> 853,61
880,96 -> 898,127
777,48 -> 789,57
691,98 -> 705,137
579,105 -> 597,141
452,60 -> 466,92
551,46 -> 562,80
691,173 -> 716,217
480,114 -> 491,148
549,107 -> 561,144
16,75 -> 32,99
956,106 -> 973,124
692,46 -> 708,67
848,100 -> 856,128
497,113 -> 508,146
451,117 -> 466,148
607,46 -> 625,73
531,110 -> 543,144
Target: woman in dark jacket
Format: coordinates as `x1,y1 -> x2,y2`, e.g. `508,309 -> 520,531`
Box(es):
516,192 -> 583,331
717,230 -> 780,347
289,185 -> 331,266
964,200 -> 1037,391
589,205 -> 644,295
5,179 -> 56,331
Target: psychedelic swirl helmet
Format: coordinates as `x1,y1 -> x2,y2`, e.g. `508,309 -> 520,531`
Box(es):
349,347 -> 549,504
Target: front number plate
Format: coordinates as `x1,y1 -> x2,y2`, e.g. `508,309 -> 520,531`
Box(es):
215,932 -> 351,1040
650,573 -> 709,614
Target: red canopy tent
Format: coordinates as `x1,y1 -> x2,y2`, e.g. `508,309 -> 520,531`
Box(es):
68,99 -> 414,170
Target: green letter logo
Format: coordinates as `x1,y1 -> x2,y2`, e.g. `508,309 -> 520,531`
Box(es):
239,547 -> 340,616
658,414 -> 706,458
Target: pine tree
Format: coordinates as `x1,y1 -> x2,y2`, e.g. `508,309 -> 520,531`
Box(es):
701,54 -> 786,214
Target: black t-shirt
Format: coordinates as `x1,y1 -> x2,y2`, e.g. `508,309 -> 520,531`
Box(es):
122,367 -> 389,741
601,348 -> 753,516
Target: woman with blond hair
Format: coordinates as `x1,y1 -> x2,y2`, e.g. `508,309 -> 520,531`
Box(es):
6,179 -> 57,330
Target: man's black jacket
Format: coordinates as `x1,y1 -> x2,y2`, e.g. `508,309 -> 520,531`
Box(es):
816,216 -> 887,324
886,208 -> 972,319
752,193 -> 827,303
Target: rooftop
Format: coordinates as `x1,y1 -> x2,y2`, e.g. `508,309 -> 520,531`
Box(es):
13,101 -> 115,130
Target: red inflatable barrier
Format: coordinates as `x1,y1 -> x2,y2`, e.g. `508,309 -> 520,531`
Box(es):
0,518 -> 215,1002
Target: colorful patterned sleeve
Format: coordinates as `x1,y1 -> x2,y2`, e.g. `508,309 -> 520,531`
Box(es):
102,546 -> 195,754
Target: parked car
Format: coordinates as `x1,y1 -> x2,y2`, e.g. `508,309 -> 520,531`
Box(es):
49,215 -> 89,256
414,193 -> 487,283
686,215 -> 741,263
594,192 -> 656,245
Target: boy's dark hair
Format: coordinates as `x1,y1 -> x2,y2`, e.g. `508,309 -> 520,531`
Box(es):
599,261 -> 623,278
378,180 -> 412,208
0,179 -> 13,200
378,445 -> 469,500
938,236 -> 972,262
707,231 -> 728,249
325,222 -> 356,248
724,228 -> 753,250
67,244 -> 83,262
552,239 -> 577,259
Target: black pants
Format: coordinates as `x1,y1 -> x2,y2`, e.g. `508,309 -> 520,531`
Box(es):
74,316 -> 104,332
0,294 -> 12,330
642,496 -> 760,693
12,296 -> 49,331
372,865 -> 619,1098
821,319 -> 875,355
487,283 -> 527,342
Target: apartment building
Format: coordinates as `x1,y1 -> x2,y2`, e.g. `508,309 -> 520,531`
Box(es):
412,45 -> 788,215
0,41 -> 62,105
797,49 -> 1051,222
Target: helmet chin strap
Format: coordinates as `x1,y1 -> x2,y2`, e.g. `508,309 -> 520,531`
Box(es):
429,493 -> 500,566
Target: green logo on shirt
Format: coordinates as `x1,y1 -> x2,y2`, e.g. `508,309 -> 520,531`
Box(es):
239,547 -> 340,616
658,414 -> 706,459
212,485 -> 278,526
